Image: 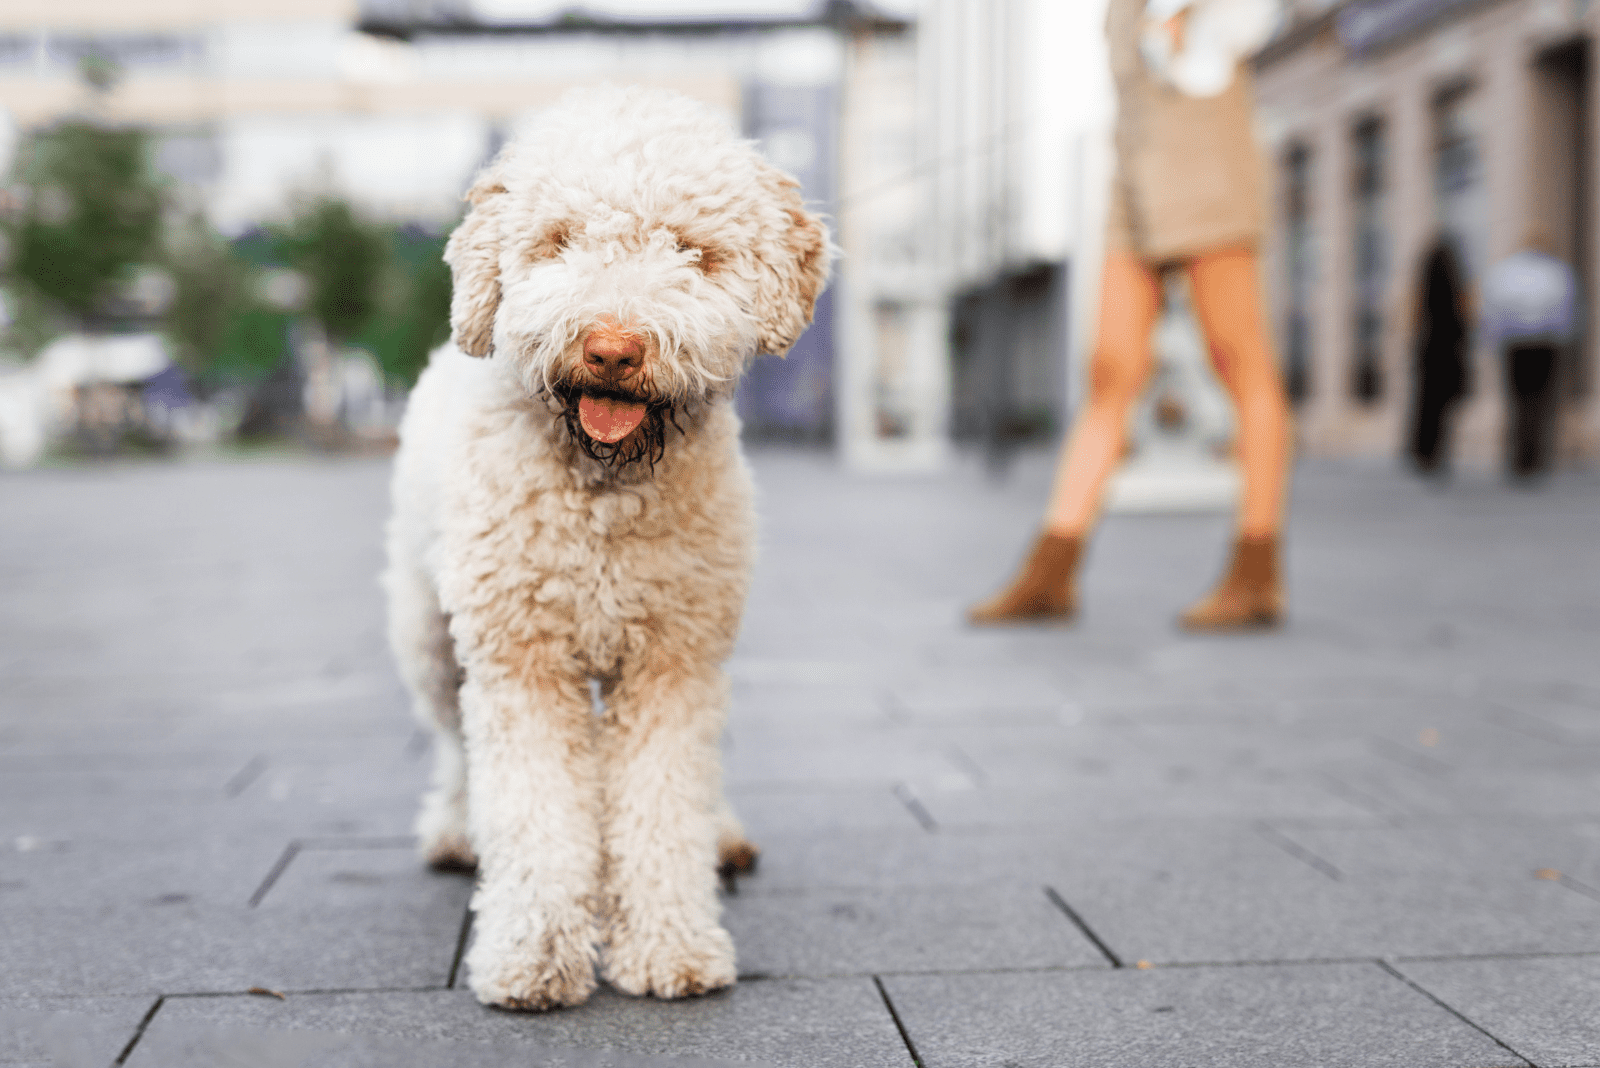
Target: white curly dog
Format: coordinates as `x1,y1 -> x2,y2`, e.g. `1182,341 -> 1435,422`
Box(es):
383,86 -> 830,1010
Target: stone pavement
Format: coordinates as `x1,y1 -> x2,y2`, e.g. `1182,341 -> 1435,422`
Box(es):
3,448 -> 1600,1067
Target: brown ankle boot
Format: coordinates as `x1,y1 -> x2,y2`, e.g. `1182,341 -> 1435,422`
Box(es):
1179,534 -> 1284,631
968,533 -> 1082,625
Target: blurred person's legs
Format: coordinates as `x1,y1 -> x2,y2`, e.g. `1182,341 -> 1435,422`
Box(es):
1178,245 -> 1291,629
970,244 -> 1290,629
967,251 -> 1161,625
1409,382 -> 1450,474
1507,344 -> 1557,478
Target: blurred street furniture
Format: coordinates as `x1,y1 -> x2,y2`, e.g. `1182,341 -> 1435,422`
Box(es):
0,359 -> 48,468
296,328 -> 399,452
1407,239 -> 1471,476
17,332 -> 206,459
1255,0 -> 1599,471
1481,230 -> 1581,479
970,0 -> 1290,632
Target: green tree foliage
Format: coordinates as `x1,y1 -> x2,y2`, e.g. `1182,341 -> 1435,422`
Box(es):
8,122 -> 164,323
359,226 -> 453,388
276,198 -> 453,389
278,195 -> 390,347
161,216 -> 250,377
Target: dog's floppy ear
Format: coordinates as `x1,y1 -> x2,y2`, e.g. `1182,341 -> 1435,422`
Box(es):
444,171 -> 507,358
751,164 -> 832,357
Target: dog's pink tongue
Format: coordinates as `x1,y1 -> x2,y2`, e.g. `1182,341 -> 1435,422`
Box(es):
578,395 -> 648,443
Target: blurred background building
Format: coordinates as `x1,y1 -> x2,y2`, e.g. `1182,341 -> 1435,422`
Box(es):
4,0 -> 1599,478
1257,0 -> 1600,469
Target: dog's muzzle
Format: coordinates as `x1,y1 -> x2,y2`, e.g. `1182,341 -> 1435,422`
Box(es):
550,382 -> 677,471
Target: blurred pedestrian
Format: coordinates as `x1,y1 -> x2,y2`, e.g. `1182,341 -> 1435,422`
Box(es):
970,0 -> 1291,631
1481,226 -> 1580,479
1407,239 -> 1471,476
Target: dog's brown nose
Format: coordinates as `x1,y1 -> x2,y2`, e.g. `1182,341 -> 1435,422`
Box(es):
583,325 -> 643,383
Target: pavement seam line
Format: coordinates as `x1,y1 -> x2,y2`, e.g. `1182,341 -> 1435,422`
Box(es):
1550,871 -> 1600,904
1368,736 -> 1453,777
1254,821 -> 1343,880
1318,773 -> 1405,823
447,899 -> 475,988
1043,885 -> 1124,968
248,841 -> 301,908
111,994 -> 164,1066
1484,703 -> 1571,746
872,975 -> 924,1068
890,782 -> 937,833
222,754 -> 268,798
944,745 -> 987,787
296,835 -> 417,850
1376,960 -> 1540,1068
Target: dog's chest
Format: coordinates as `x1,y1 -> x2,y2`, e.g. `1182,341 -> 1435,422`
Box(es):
455,477 -> 734,673
441,405 -> 755,676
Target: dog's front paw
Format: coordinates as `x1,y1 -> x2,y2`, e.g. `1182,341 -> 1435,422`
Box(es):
467,912 -> 598,1010
604,923 -> 736,1000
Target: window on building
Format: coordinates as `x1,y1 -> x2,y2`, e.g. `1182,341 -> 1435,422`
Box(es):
1350,116 -> 1388,404
1434,84 -> 1485,281
1283,142 -> 1315,404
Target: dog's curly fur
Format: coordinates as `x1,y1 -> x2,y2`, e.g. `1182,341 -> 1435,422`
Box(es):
383,86 -> 830,1010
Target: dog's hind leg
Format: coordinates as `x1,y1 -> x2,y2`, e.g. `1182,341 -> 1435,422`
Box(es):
385,561 -> 475,872
599,660 -> 737,999
713,784 -> 759,890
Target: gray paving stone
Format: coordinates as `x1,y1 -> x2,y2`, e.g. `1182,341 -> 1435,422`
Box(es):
723,883 -> 1108,976
882,962 -> 1525,1068
127,1015 -> 754,1068
1396,956 -> 1600,1067
8,451 -> 1600,1063
912,763 -> 1369,826
726,681 -> 889,730
259,843 -> 461,911
730,827 -> 1061,894
0,900 -> 463,998
729,785 -> 925,835
1033,818 -> 1600,965
0,836 -> 286,910
138,980 -> 908,1068
1,843 -> 469,996
1030,819 -> 1353,965
722,730 -> 962,789
0,999 -> 154,1067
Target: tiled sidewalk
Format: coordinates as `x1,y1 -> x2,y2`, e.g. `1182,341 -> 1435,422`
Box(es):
3,450 -> 1600,1067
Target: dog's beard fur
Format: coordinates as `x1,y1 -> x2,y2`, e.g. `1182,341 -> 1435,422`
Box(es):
549,382 -> 679,473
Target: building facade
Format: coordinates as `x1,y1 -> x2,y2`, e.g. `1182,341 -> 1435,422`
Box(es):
0,1 -> 924,445
1256,0 -> 1600,469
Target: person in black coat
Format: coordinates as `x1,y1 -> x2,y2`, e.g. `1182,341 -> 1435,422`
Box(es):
1409,239 -> 1471,474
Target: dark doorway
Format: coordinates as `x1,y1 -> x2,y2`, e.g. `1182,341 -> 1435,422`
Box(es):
1532,40 -> 1591,402
949,261 -> 1070,472
1350,115 -> 1389,404
1282,142 -> 1315,405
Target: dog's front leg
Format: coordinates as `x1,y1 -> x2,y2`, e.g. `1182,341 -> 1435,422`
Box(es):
461,664 -> 602,1010
599,662 -> 736,999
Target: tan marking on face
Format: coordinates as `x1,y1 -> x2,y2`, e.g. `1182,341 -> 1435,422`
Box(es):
672,230 -> 725,275
525,220 -> 573,263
